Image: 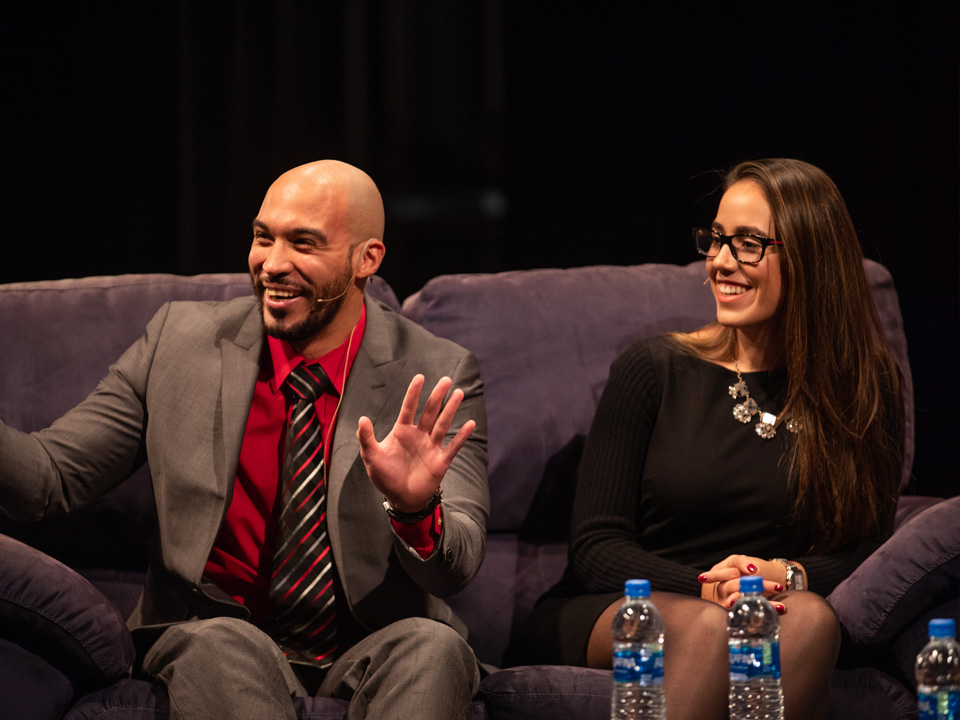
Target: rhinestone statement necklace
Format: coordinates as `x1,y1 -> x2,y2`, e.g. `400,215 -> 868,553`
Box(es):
729,358 -> 801,440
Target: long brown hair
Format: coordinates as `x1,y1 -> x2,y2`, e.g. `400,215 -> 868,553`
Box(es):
676,158 -> 903,552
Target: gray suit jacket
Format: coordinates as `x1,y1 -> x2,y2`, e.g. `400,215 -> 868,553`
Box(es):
0,295 -> 489,645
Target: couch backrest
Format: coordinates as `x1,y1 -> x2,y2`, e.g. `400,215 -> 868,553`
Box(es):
0,264 -> 912,552
402,260 -> 914,535
1,274 -> 253,432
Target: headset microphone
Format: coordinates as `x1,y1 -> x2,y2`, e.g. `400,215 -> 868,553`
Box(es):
316,239 -> 374,303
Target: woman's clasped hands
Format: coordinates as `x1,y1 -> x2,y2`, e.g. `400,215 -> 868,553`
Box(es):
698,554 -> 797,614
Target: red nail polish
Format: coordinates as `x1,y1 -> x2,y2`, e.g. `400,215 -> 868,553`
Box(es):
747,564 -> 758,574
774,584 -> 784,593
698,574 -> 707,583
776,603 -> 785,614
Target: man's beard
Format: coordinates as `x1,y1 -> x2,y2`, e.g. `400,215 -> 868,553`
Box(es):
252,259 -> 354,344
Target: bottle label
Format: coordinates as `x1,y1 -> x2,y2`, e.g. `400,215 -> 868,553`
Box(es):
728,640 -> 781,681
613,644 -> 664,686
918,689 -> 959,719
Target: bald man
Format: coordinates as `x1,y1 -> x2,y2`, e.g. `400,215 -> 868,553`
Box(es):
0,161 -> 489,719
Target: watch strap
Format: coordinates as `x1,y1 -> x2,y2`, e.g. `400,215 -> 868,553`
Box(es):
771,558 -> 805,591
383,487 -> 443,524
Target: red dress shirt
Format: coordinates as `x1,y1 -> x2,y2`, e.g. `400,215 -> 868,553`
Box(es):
204,303 -> 439,626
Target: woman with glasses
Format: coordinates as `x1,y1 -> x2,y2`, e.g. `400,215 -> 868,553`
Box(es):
506,158 -> 904,720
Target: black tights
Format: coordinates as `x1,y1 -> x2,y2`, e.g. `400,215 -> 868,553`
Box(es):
588,591 -> 840,720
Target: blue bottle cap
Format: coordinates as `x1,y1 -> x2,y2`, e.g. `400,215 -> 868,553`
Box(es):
739,575 -> 764,594
624,579 -> 651,598
929,618 -> 957,638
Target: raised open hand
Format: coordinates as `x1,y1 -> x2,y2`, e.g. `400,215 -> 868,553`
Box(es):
357,374 -> 476,513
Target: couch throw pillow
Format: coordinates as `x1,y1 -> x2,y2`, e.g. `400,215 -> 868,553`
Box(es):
0,533 -> 134,679
828,497 -> 960,649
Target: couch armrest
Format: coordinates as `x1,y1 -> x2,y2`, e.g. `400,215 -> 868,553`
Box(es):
0,534 -> 135,681
828,497 -> 960,649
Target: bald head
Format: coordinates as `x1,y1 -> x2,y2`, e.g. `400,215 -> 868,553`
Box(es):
266,160 -> 385,245
249,160 -> 387,358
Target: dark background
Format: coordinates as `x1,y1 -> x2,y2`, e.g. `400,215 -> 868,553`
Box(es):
5,3 -> 957,498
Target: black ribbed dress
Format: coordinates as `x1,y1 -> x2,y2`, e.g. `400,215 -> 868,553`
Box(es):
506,335 -> 889,666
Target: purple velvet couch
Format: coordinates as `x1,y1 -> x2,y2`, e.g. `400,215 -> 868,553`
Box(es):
1,262 -> 957,720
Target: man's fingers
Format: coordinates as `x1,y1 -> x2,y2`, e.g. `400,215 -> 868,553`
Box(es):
431,388 -> 464,443
441,418 -> 476,462
395,375 -> 426,426
417,376 -> 453,431
356,416 -> 376,455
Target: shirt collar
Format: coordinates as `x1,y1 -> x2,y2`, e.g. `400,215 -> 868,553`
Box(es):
266,302 -> 367,396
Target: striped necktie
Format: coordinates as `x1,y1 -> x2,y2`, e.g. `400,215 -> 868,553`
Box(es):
268,362 -> 340,669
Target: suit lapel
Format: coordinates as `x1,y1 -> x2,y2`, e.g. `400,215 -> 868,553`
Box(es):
218,304 -> 264,510
326,299 -> 408,581
155,298 -> 264,586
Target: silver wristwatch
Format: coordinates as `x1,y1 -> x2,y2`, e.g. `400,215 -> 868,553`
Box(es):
771,558 -> 806,591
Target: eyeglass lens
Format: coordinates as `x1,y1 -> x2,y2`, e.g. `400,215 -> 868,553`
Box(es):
695,230 -> 764,263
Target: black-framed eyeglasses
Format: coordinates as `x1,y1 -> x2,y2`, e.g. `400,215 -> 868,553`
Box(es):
693,227 -> 783,265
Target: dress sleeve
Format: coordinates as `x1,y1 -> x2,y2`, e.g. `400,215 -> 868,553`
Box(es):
796,537 -> 886,596
569,339 -> 702,597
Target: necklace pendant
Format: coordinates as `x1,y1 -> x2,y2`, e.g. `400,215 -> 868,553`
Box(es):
730,357 -> 789,441
756,411 -> 778,440
756,421 -> 776,439
729,380 -> 748,399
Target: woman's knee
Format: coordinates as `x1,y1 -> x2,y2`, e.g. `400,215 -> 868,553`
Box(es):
662,597 -> 728,643
780,592 -> 840,658
783,593 -> 838,630
654,595 -> 729,666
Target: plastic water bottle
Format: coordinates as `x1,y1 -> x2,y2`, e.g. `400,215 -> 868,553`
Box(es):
727,575 -> 783,720
916,618 -> 960,720
610,578 -> 665,719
